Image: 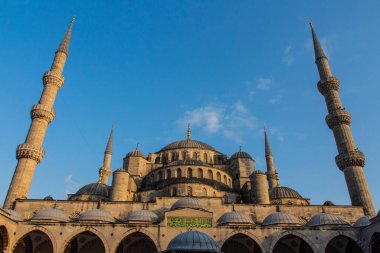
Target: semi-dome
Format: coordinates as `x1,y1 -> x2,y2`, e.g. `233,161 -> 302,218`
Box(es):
124,210 -> 159,223
76,183 -> 110,197
167,231 -> 219,252
159,139 -> 217,152
78,209 -> 114,222
3,209 -> 24,221
217,211 -> 254,226
354,216 -> 371,227
230,148 -> 253,160
262,212 -> 303,226
306,213 -> 349,227
171,197 -> 206,211
269,186 -> 303,199
31,208 -> 70,222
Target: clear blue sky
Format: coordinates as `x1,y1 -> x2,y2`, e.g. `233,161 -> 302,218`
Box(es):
1,1 -> 380,211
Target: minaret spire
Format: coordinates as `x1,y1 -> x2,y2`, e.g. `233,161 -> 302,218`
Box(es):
311,22 -> 375,216
264,127 -> 279,189
99,125 -> 114,185
57,17 -> 75,55
187,123 -> 191,140
4,18 -> 75,209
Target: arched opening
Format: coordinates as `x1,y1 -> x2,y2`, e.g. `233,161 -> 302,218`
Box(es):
158,171 -> 163,181
188,186 -> 193,196
0,226 -> 9,252
217,172 -> 221,182
187,168 -> 193,178
116,232 -> 158,253
208,170 -> 213,180
221,233 -> 262,253
155,157 -> 161,164
371,232 -> 380,253
13,230 -> 53,253
64,231 -> 105,253
193,152 -> 198,160
198,168 -> 204,178
273,234 -> 314,253
325,235 -> 363,253
167,169 -> 171,179
177,168 -> 182,178
204,153 -> 208,162
223,175 -> 227,184
172,187 -> 177,196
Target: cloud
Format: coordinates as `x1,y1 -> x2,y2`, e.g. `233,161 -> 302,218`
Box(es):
269,90 -> 284,104
256,78 -> 273,91
282,45 -> 295,65
64,174 -> 80,195
177,101 -> 258,144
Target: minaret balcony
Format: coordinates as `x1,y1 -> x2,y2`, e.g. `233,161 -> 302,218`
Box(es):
325,109 -> 351,129
16,143 -> 45,163
317,76 -> 340,95
43,71 -> 64,88
31,104 -> 56,123
335,150 -> 365,171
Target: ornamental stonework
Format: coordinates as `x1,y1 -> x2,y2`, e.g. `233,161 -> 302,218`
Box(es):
16,143 -> 44,163
43,71 -> 64,88
317,76 -> 340,95
325,109 -> 351,129
30,104 -> 56,123
335,150 -> 365,171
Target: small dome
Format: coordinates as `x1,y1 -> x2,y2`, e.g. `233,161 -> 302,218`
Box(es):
230,150 -> 252,160
323,200 -> 335,206
171,197 -> 206,211
3,209 -> 24,221
306,213 -> 349,227
43,195 -> 54,201
269,186 -> 303,199
126,148 -> 145,158
218,211 -> 254,226
31,208 -> 70,222
125,210 -> 159,223
76,183 -> 110,197
354,216 -> 371,227
78,209 -> 114,222
160,139 -> 217,152
262,212 -> 303,226
167,231 -> 219,252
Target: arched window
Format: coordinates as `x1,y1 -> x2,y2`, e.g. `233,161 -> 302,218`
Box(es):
221,233 -> 263,253
217,172 -> 221,182
193,152 -> 198,160
187,168 -> 193,178
172,187 -> 177,196
202,188 -> 207,196
228,178 -> 231,187
116,232 -> 158,253
187,186 -> 192,196
198,168 -> 203,178
204,153 -> 208,162
273,234 -> 314,253
64,231 -> 106,253
177,168 -> 182,178
172,152 -> 177,161
223,175 -> 227,184
0,226 -> 8,253
207,170 -> 213,180
167,169 -> 171,179
155,157 -> 161,164
158,171 -> 163,181
182,151 -> 188,160
14,230 -> 54,253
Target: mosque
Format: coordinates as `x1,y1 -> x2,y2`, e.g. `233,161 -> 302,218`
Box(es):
0,18 -> 379,253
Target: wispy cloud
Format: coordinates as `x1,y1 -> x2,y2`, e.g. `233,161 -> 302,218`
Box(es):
282,45 -> 295,65
64,174 -> 80,195
256,78 -> 273,91
269,90 -> 284,104
177,101 -> 258,143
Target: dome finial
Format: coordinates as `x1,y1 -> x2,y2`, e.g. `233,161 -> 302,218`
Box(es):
187,123 -> 191,140
98,169 -> 103,183
239,146 -> 242,152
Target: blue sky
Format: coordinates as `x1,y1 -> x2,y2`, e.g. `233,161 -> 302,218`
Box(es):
1,1 -> 380,210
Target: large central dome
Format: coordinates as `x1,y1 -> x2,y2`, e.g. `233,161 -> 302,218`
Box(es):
159,139 -> 217,152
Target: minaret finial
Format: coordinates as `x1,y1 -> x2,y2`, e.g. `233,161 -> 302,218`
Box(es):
136,143 -> 139,151
57,16 -> 75,55
309,20 -> 327,61
187,123 -> 191,140
264,127 -> 272,156
105,125 -> 114,154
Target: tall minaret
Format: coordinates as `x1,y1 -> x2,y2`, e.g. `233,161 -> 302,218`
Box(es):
310,22 -> 375,216
98,125 -> 114,185
264,128 -> 279,189
4,18 -> 75,209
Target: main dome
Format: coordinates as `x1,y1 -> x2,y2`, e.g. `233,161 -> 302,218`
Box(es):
159,139 -> 217,152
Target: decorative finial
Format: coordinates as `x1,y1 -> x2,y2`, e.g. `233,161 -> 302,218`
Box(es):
309,20 -> 327,61
98,169 -> 103,183
187,123 -> 191,140
308,18 -> 313,29
57,16 -> 75,55
239,146 -> 242,152
136,143 -> 139,151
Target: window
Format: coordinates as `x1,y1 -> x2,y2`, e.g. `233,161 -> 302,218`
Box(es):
207,170 -> 213,180
204,153 -> 208,162
177,168 -> 182,178
187,186 -> 192,196
223,175 -> 227,184
198,168 -> 203,178
217,172 -> 221,182
187,168 -> 193,178
172,187 -> 177,196
167,169 -> 171,179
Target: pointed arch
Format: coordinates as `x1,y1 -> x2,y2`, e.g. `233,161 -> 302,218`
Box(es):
63,231 -> 106,253
325,235 -> 363,253
13,229 -> 54,253
63,227 -> 109,253
271,231 -> 316,253
111,228 -> 161,253
370,232 -> 380,253
0,226 -> 9,252
220,232 -> 264,253
115,231 -> 158,253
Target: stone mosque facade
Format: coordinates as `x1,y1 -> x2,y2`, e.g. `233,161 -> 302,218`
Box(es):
0,18 -> 379,253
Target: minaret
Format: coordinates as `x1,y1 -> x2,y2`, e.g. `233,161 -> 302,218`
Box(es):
264,127 -> 279,189
4,18 -> 75,209
310,22 -> 375,216
99,125 -> 114,185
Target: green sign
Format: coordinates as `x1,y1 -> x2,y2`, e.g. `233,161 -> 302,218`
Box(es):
167,217 -> 212,228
